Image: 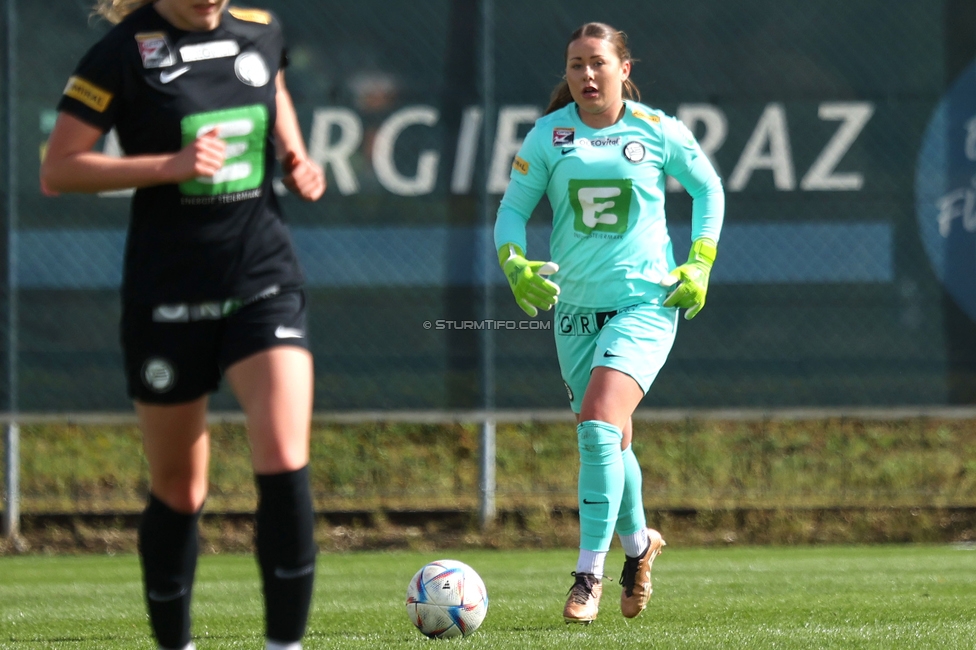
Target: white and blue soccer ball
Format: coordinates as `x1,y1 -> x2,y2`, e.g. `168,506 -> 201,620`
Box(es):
405,559 -> 489,639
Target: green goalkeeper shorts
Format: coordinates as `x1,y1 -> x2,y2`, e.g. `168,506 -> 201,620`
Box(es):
554,301 -> 678,413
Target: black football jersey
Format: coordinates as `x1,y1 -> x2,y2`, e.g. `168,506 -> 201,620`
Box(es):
56,4 -> 304,303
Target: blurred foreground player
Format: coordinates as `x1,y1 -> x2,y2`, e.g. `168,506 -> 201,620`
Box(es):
41,1 -> 325,648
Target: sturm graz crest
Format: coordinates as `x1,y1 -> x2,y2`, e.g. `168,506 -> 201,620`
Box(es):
142,357 -> 176,393
623,141 -> 646,163
235,52 -> 270,87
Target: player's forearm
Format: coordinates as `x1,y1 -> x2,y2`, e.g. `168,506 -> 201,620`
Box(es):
41,150 -> 180,194
690,183 -> 725,243
495,176 -> 543,254
273,73 -> 309,161
684,157 -> 725,243
494,206 -> 530,256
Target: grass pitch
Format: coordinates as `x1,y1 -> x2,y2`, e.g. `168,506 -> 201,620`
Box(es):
2,545 -> 975,649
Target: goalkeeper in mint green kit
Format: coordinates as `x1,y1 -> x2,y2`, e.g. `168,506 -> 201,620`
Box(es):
494,22 -> 724,624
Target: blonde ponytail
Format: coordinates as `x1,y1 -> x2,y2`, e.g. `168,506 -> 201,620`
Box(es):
92,0 -> 153,24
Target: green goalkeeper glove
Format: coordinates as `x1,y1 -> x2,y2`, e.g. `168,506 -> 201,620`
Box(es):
661,238 -> 717,320
498,243 -> 560,317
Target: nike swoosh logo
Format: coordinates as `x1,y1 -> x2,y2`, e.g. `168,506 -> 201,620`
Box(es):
274,563 -> 315,579
160,66 -> 190,83
275,325 -> 305,339
561,148 -> 573,155
148,587 -> 187,602
582,498 -> 609,505
603,350 -> 622,358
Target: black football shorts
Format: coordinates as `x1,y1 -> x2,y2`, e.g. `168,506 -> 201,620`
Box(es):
121,287 -> 309,404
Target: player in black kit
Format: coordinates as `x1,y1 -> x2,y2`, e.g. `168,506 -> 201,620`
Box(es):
41,1 -> 325,649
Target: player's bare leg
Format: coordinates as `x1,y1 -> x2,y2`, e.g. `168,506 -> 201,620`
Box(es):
136,397 -> 210,650
227,346 -> 315,650
613,415 -> 667,617
227,346 -> 312,475
562,368 -> 645,623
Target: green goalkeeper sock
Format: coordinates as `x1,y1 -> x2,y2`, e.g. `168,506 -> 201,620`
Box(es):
615,444 -> 647,539
577,420 -> 624,552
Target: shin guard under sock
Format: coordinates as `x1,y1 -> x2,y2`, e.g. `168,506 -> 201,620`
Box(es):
577,420 -> 624,552
615,444 -> 648,540
138,494 -> 200,650
255,466 -> 317,644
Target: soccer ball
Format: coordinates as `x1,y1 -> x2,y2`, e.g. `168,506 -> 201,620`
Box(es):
405,559 -> 489,639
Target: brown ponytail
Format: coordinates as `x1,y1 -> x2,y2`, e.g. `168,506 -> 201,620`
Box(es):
545,81 -> 575,115
544,22 -> 641,116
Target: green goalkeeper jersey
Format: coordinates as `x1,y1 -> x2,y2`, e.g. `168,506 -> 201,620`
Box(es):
494,100 -> 724,309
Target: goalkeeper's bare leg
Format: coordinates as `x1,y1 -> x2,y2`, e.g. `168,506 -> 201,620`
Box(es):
564,368 -> 645,623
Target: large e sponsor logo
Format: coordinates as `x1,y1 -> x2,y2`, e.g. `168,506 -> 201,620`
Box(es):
916,59 -> 976,322
569,179 -> 633,236
179,104 -> 268,196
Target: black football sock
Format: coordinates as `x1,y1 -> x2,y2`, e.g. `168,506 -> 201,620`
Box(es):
138,493 -> 201,650
255,466 -> 317,644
